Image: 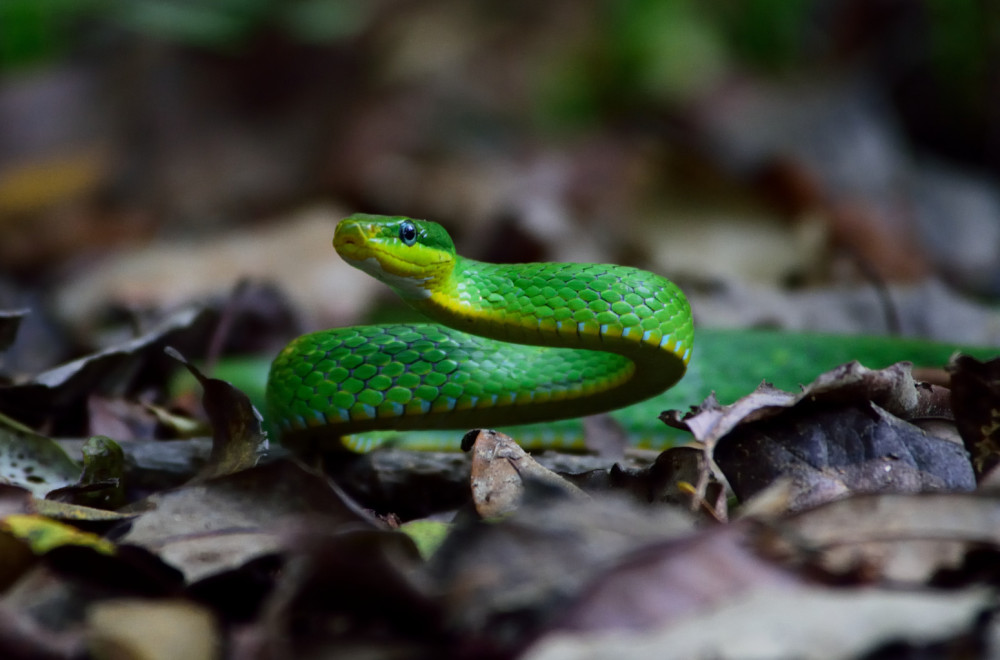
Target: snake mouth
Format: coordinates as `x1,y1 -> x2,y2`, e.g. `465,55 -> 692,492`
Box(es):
334,219 -> 424,279
333,221 -> 371,262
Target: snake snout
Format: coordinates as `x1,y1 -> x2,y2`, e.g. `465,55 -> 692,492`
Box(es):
333,220 -> 371,259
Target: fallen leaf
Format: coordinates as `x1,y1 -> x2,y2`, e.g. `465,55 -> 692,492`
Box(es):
715,404 -> 974,511
552,522 -> 803,634
0,602 -> 82,658
398,519 -> 451,560
0,414 -> 79,498
949,354 -> 1000,479
0,310 -> 28,353
429,492 -> 696,650
87,598 -> 218,660
0,306 -> 215,433
120,460 -> 371,583
31,499 -> 135,524
466,429 -> 588,518
776,492 -> 1000,584
165,347 -> 266,481
1,514 -> 115,556
525,586 -> 991,660
247,525 -> 437,658
666,361 -> 974,510
46,435 -> 126,509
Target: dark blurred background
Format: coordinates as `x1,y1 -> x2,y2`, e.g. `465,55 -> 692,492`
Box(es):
1,0 -> 998,367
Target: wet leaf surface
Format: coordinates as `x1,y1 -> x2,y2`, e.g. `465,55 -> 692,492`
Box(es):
0,416 -> 79,498
165,347 -> 266,481
950,355 -> 1000,479
667,361 -> 977,511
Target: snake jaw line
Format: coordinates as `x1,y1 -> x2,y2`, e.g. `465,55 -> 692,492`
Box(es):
357,257 -> 433,299
334,214 -> 455,299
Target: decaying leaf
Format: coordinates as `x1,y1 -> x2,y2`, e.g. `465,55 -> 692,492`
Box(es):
666,361 -> 974,510
429,491 -> 696,649
1,514 -> 115,556
525,585 -> 991,660
398,519 -> 451,560
87,599 -> 219,660
773,491 -> 1000,584
0,306 -> 215,433
0,602 -> 83,658
0,413 -> 79,498
949,354 -> 1000,479
245,525 -> 436,659
46,435 -> 126,509
120,460 -> 372,583
473,490 -> 1000,659
0,310 -> 28,353
165,347 -> 266,480
716,404 -> 973,511
551,522 -> 805,634
465,429 -> 588,517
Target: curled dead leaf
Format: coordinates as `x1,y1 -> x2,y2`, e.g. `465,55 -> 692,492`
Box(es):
466,429 -> 587,518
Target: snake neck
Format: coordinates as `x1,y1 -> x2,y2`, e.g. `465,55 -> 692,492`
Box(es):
406,255 -> 693,364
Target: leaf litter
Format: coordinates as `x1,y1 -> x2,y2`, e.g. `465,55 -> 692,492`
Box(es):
1,304 -> 1000,657
665,360 -> 977,511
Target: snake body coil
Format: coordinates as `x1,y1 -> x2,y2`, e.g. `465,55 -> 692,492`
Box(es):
266,214 -> 693,450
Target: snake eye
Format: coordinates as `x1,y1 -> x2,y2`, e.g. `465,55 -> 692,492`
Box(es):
399,221 -> 417,246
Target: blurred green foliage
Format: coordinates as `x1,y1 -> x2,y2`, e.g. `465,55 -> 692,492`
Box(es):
925,0 -> 993,109
0,0 -> 107,71
0,0 -> 374,72
533,0 -> 814,130
1,0 -> 992,137
533,0 -> 990,131
716,0 -> 814,71
113,0 -> 374,48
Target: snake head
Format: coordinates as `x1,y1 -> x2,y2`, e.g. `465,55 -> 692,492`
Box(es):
334,214 -> 456,299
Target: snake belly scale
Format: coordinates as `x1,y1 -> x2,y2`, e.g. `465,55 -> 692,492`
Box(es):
266,214 -> 694,451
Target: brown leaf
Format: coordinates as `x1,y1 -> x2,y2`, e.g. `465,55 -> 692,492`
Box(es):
0,306 -> 215,433
716,404 -> 974,511
526,585 -> 989,660
777,492 -> 1000,585
247,525 -> 436,658
466,429 -> 588,518
949,354 -> 1000,479
0,602 -> 83,659
120,461 -> 371,583
165,347 -> 265,481
87,599 -> 218,660
86,396 -> 159,441
553,522 -> 804,633
669,362 -> 973,510
429,493 -> 696,650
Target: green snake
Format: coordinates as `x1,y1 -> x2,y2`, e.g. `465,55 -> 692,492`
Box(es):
266,213 -> 694,451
